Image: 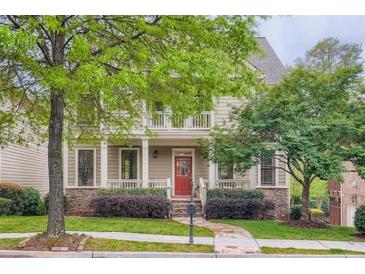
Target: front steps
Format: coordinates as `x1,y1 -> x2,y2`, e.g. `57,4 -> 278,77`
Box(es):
171,197 -> 203,218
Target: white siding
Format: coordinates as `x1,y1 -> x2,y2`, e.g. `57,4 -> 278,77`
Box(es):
214,96 -> 244,125
0,143 -> 49,195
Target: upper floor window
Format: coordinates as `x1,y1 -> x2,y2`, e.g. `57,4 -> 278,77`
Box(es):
260,153 -> 275,186
77,149 -> 95,186
218,164 -> 234,179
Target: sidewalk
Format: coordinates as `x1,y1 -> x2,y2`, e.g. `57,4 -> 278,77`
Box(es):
1,231 -> 365,253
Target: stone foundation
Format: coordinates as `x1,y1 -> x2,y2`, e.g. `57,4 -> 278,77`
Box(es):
65,188 -> 98,216
258,187 -> 289,220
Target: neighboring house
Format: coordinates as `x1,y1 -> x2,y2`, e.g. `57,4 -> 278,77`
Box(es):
0,138 -> 49,196
64,37 -> 290,219
328,161 -> 365,226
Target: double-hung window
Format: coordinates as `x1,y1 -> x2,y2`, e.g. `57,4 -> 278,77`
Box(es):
260,153 -> 275,186
77,149 -> 96,186
120,148 -> 139,179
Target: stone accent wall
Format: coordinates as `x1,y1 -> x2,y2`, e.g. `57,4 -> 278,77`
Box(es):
257,187 -> 289,220
65,188 -> 98,216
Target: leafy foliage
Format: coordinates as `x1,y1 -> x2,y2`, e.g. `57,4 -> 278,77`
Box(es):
205,198 -> 274,219
22,187 -> 45,216
290,205 -> 302,220
0,16 -> 261,146
97,188 -> 166,197
0,198 -> 12,215
207,188 -> 264,200
0,183 -> 25,215
91,195 -> 171,218
354,205 -> 365,234
202,38 -> 365,221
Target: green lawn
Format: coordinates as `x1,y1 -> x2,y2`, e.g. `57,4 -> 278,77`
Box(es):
262,247 -> 365,255
0,216 -> 213,237
0,238 -> 25,249
215,220 -> 358,241
85,238 -> 213,253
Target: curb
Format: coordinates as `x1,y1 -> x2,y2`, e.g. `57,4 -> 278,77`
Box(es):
1,250 -> 365,258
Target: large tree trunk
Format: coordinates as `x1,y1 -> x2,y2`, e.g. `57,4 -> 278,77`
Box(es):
301,179 -> 311,222
47,27 -> 66,237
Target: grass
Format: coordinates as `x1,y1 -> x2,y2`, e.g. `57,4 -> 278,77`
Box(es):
0,216 -> 213,237
85,238 -> 213,253
0,238 -> 25,249
215,220 -> 358,241
262,247 -> 365,255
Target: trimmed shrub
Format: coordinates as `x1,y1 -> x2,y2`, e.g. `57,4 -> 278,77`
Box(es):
91,195 -> 171,218
0,198 -> 12,215
44,193 -> 69,213
290,205 -> 302,220
205,198 -> 274,219
23,187 -> 45,216
354,205 -> 365,234
310,199 -> 317,209
97,188 -> 167,197
207,189 -> 264,200
0,183 -> 25,215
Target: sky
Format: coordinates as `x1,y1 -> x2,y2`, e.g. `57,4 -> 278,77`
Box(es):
257,16 -> 365,67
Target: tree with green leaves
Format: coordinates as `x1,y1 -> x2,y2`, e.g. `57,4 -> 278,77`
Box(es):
0,16 -> 261,236
202,39 -> 365,221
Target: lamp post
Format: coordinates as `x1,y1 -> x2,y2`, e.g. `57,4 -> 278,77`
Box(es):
187,180 -> 196,244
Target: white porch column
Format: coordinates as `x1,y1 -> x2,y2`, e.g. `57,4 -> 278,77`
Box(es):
62,140 -> 68,189
100,141 -> 108,188
142,138 -> 149,188
208,161 -> 216,189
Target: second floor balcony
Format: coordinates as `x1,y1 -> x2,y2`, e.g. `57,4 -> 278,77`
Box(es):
146,111 -> 212,130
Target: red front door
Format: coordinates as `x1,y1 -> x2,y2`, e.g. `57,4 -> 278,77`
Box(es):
175,156 -> 192,195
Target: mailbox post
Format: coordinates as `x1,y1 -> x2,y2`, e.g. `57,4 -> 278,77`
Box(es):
187,181 -> 196,244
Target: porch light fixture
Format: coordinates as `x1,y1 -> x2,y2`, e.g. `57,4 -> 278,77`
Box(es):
153,150 -> 159,158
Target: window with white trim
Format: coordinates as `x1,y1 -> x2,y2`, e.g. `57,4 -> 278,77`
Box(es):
218,164 -> 234,179
120,149 -> 139,179
260,154 -> 275,186
77,149 -> 95,186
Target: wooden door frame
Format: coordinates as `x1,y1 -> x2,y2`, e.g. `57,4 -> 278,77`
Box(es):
172,148 -> 195,196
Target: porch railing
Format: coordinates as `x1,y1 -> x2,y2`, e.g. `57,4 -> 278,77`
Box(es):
148,179 -> 168,189
107,179 -> 168,189
147,111 -> 211,129
215,179 -> 250,189
107,179 -> 142,189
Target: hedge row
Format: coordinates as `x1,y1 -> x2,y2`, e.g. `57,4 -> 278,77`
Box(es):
205,198 -> 274,219
97,188 -> 167,197
0,183 -> 69,216
92,195 -> 171,218
207,189 -> 264,200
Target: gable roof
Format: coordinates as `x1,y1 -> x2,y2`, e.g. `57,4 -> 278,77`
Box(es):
249,37 -> 287,85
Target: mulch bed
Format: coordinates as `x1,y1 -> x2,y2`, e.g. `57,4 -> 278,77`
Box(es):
18,233 -> 87,251
282,220 -> 329,229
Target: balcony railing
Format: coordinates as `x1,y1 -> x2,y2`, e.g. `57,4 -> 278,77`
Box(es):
147,111 -> 211,130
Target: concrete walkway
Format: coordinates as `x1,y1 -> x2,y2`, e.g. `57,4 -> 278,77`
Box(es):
174,217 -> 260,254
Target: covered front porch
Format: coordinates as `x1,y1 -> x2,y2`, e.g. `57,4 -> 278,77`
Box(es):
64,138 -> 252,197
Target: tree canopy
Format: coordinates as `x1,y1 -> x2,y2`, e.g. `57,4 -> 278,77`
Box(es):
202,38 -> 365,221
0,15 -> 262,236
0,15 -> 262,146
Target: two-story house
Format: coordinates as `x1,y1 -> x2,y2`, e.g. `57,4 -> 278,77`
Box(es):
63,37 -> 290,219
